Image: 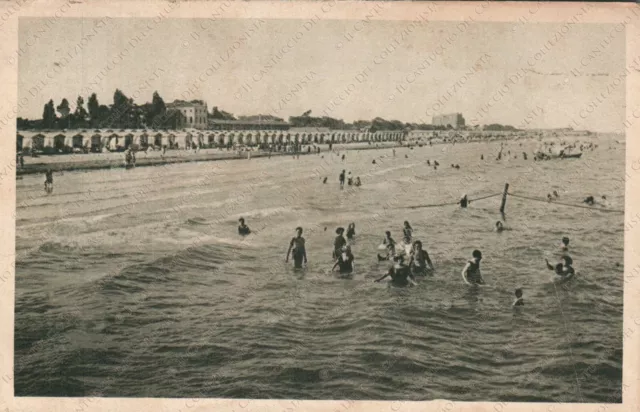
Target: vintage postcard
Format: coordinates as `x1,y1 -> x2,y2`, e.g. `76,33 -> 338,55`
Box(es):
0,1 -> 639,412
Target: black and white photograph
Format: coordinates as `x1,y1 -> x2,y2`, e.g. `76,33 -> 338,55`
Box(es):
3,1 -> 639,409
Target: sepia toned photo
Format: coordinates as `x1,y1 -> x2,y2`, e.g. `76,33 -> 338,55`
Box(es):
3,1 -> 639,410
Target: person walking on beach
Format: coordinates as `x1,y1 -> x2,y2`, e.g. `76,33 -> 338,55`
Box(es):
44,169 -> 54,194
286,227 -> 307,269
339,170 -> 346,189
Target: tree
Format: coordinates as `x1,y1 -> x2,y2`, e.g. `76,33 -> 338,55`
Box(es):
88,93 -> 100,127
56,98 -> 70,128
42,99 -> 57,129
147,91 -> 166,127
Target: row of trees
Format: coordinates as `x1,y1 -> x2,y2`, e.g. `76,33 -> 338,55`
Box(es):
18,90 -> 172,131
18,94 -> 519,132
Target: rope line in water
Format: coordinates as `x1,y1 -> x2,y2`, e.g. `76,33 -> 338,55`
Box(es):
405,192 -> 502,209
507,192 -> 624,214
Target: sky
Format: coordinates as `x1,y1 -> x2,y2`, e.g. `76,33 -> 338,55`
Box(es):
17,17 -> 626,132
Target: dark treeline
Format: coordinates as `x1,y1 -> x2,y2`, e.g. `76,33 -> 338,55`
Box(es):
18,94 -> 518,132
18,90 -> 176,131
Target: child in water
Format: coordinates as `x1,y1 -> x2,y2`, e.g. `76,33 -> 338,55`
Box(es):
513,289 -> 524,306
462,250 -> 485,285
377,231 -> 396,261
402,221 -> 413,241
286,227 -> 307,269
409,240 -> 434,275
238,218 -> 251,236
375,255 -> 417,287
332,245 -> 355,274
346,223 -> 356,240
333,227 -> 347,260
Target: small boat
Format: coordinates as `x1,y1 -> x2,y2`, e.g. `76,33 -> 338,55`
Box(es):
559,153 -> 582,159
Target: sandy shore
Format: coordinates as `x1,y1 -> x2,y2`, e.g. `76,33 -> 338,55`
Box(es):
16,142 -> 401,175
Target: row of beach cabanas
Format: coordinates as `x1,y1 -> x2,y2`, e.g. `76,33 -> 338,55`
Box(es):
16,129 -> 406,153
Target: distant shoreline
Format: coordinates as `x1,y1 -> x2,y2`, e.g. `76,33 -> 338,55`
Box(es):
16,142 -> 402,176
15,132 -> 619,176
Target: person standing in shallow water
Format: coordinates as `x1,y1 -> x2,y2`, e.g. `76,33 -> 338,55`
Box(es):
333,227 -> 347,260
286,227 -> 307,269
339,170 -> 346,189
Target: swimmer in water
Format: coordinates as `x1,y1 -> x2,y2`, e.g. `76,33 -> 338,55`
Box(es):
346,223 -> 356,240
553,190 -> 559,198
409,240 -> 434,275
513,288 -> 524,306
402,221 -> 413,241
342,154 -> 346,161
375,254 -> 417,287
462,250 -> 485,285
355,177 -> 361,187
333,227 -> 347,260
372,159 -> 376,164
332,245 -> 355,274
583,196 -> 595,205
545,256 -> 575,277
238,218 -> 251,236
459,194 -> 469,208
286,227 -> 307,269
495,221 -> 504,233
377,231 -> 396,261
339,170 -> 346,189
560,236 -> 570,251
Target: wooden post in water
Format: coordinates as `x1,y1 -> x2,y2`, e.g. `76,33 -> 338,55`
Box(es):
500,183 -> 509,215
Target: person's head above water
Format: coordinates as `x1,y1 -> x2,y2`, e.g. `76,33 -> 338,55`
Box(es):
515,288 -> 523,298
385,231 -> 391,237
496,221 -> 503,228
414,240 -> 423,249
472,249 -> 482,260
562,237 -> 570,246
239,218 -> 245,224
336,227 -> 344,235
296,227 -> 303,235
404,221 -> 411,228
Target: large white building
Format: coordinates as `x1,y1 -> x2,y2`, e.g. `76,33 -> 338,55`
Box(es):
166,100 -> 208,130
432,113 -> 465,129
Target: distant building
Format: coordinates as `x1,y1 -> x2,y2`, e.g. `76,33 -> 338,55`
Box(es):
432,113 -> 465,129
208,119 -> 291,131
166,100 -> 208,130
